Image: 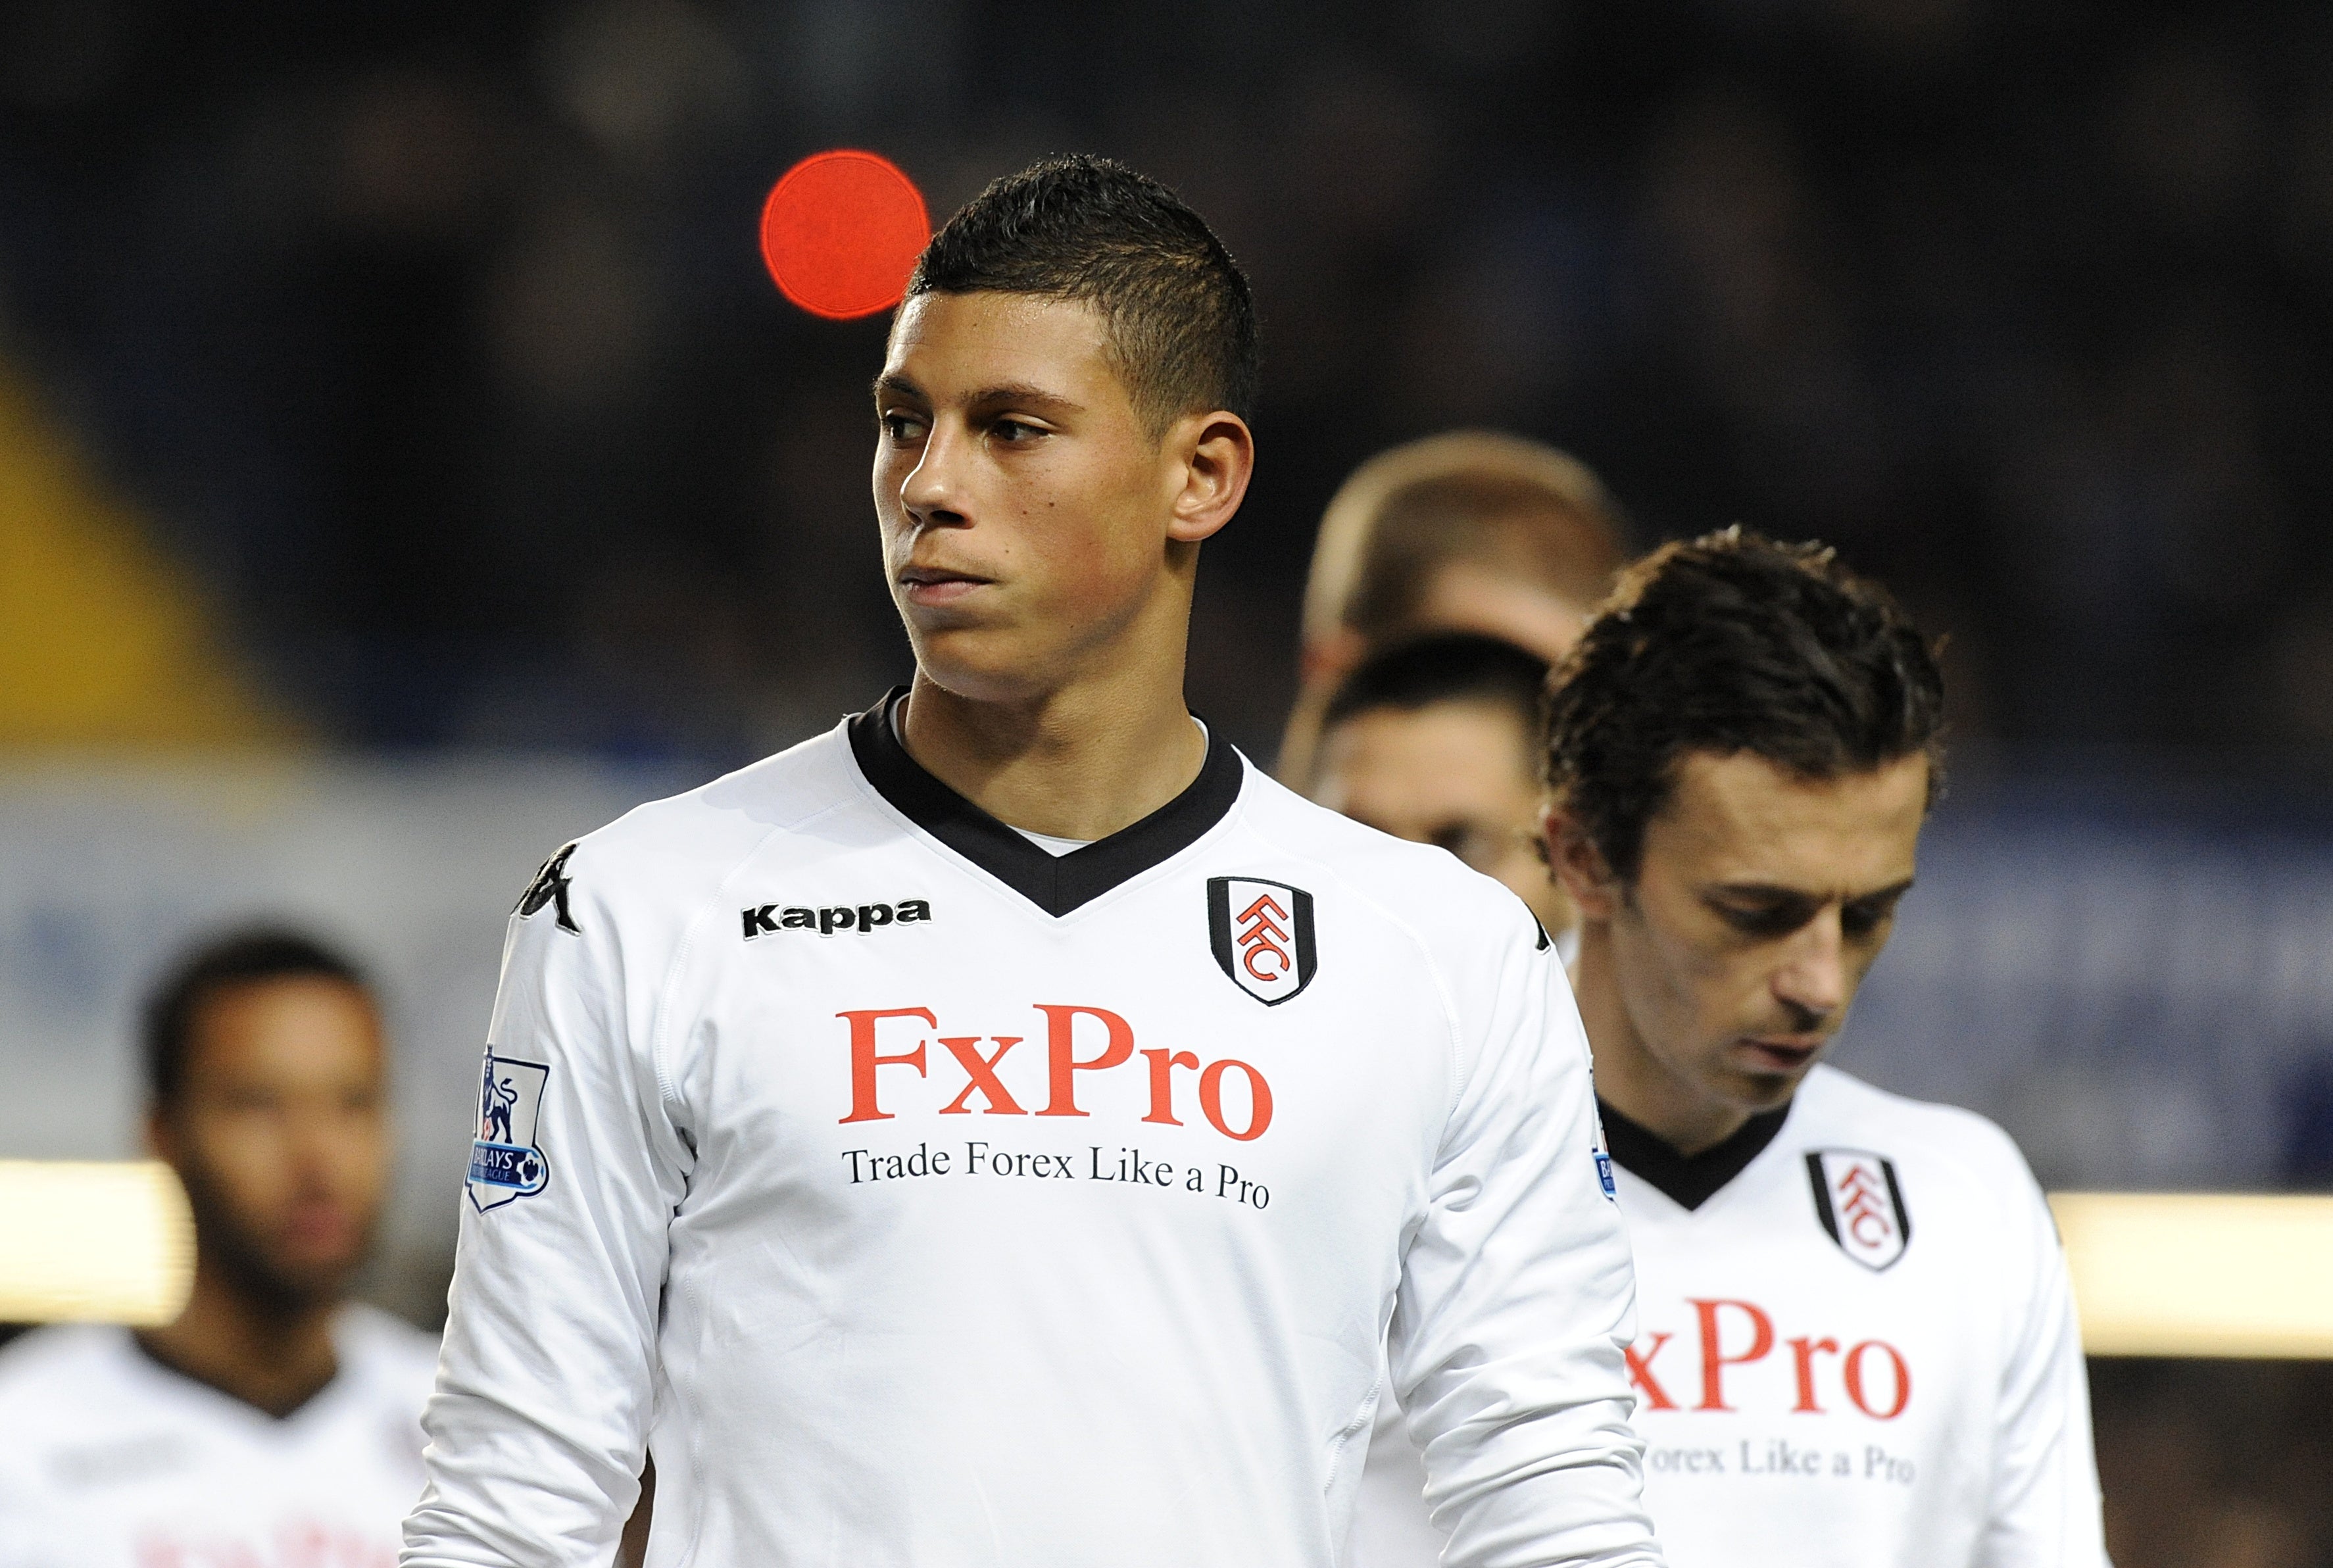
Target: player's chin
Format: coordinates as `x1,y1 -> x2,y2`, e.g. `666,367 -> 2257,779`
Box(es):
910,629 -> 1059,704
1723,1050 -> 1823,1106
239,1241 -> 363,1309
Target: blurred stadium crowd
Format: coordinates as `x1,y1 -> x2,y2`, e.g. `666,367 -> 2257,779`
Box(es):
4,1 -> 2333,1563
1,0 -> 2330,760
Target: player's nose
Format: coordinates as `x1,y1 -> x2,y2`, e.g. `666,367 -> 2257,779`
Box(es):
1773,912 -> 1850,1020
898,418 -> 971,526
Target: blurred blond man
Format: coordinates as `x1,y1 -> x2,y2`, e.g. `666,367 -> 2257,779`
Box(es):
1281,431 -> 1627,788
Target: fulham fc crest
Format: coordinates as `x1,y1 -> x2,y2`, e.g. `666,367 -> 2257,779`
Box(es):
468,1047 -> 553,1213
1208,876 -> 1318,1006
1805,1149 -> 1911,1271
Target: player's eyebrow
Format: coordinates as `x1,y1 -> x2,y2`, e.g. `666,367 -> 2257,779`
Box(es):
873,374 -> 1084,416
963,381 -> 1085,416
1709,877 -> 1915,903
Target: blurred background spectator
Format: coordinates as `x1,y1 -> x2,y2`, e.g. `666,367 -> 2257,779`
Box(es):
1,1 -> 2330,1562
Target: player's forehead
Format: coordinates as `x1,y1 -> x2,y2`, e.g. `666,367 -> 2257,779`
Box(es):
1318,702 -> 1536,820
1329,701 -> 1533,785
877,291 -> 1121,408
1645,748 -> 1926,894
184,974 -> 384,1088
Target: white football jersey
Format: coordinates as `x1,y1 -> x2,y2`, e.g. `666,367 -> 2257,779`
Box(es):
403,696 -> 1661,1568
0,1306 -> 437,1568
1347,1064 -> 2109,1568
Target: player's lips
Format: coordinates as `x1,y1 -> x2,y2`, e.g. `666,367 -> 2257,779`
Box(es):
281,1204 -> 360,1254
897,565 -> 994,608
1738,1035 -> 1824,1071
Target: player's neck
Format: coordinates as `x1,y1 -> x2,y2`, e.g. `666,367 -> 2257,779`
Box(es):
135,1261 -> 341,1420
900,658 -> 1206,843
1571,921 -> 1757,1158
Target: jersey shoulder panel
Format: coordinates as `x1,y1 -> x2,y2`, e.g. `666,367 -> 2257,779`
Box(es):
335,1305 -> 440,1392
513,723 -> 887,979
0,1324 -> 131,1415
1797,1064 -> 2046,1196
562,723 -> 868,901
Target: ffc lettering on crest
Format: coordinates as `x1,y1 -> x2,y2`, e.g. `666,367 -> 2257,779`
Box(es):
1805,1149 -> 1911,1271
468,1048 -> 553,1213
1206,877 -> 1318,1006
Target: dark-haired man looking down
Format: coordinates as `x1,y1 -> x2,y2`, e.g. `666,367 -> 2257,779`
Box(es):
404,157 -> 1661,1568
1344,531 -> 2107,1568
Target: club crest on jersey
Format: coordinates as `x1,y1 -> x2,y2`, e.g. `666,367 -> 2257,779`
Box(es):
1206,877 -> 1317,1006
1805,1149 -> 1911,1271
468,1048 -> 553,1213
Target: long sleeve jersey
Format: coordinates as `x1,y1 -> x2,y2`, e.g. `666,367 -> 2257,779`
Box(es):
1346,1064 -> 2109,1568
403,696 -> 1662,1568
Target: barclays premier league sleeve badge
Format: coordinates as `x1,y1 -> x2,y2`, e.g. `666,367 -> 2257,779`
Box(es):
468,1047 -> 553,1213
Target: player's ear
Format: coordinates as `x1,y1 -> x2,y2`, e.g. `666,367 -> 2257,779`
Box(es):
1165,410 -> 1253,546
1542,802 -> 1621,921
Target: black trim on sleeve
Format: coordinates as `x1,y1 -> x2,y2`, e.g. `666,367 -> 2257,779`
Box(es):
1599,1096 -> 1794,1212
847,688 -> 1245,918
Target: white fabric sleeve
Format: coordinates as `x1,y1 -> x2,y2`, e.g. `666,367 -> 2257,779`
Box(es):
403,860 -> 693,1567
1977,1173 -> 2111,1568
1389,915 -> 1663,1568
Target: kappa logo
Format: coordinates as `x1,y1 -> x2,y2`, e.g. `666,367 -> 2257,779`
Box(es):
1206,877 -> 1317,1006
468,1048 -> 553,1213
516,843 -> 579,935
1805,1149 -> 1911,1271
742,899 -> 933,939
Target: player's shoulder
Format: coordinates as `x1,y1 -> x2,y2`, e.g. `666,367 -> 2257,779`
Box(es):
533,720 -> 868,913
333,1304 -> 439,1411
1796,1064 -> 2038,1186
335,1304 -> 439,1379
0,1324 -> 140,1418
1234,764 -> 1546,950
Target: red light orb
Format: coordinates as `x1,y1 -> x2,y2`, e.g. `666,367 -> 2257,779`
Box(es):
759,150 -> 931,321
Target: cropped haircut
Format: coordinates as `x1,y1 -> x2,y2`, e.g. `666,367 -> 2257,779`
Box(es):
1300,431 -> 1628,654
1544,528 -> 1946,883
908,155 -> 1260,437
143,929 -> 368,1109
1323,633 -> 1552,745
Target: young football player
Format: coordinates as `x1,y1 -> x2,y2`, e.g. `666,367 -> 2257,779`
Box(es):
0,930 -> 437,1567
1279,431 -> 1626,786
1308,631 -> 1569,940
1344,530 -> 2109,1568
403,157 -> 1661,1567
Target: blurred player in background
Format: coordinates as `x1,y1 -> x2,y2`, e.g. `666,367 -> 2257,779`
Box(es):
0,929 -> 436,1567
1279,431 -> 1626,787
405,157 -> 1661,1567
1308,631 -> 1569,940
1346,530 -> 2109,1567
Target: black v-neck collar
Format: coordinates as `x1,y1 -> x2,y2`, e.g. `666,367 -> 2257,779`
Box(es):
1600,1096 -> 1793,1212
847,688 -> 1245,918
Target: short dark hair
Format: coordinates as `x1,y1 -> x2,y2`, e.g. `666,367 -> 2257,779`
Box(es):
908,154 -> 1259,435
143,929 -> 369,1108
1323,632 -> 1552,747
1545,527 -> 1946,882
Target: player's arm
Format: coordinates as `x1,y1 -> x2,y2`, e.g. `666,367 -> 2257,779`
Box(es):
403,847 -> 694,1568
1389,910 -> 1662,1568
1977,1159 -> 2112,1567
